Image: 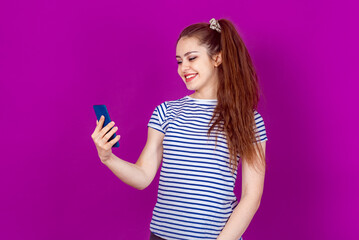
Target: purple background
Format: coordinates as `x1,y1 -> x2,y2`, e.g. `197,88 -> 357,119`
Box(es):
1,0 -> 358,239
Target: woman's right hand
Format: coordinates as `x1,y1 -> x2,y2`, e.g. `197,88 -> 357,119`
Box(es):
91,115 -> 121,163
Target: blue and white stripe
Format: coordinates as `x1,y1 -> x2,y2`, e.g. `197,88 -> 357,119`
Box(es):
147,95 -> 267,240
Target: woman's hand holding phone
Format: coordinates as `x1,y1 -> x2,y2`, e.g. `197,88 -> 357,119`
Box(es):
91,115 -> 121,163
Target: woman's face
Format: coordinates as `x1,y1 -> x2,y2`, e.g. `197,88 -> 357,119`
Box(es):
176,37 -> 221,93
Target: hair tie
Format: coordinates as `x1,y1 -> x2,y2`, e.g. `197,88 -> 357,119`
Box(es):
209,18 -> 221,33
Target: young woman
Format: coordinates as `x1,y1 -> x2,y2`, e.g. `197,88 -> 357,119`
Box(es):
91,18 -> 268,240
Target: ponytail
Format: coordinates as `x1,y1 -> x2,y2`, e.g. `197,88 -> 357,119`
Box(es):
178,19 -> 266,175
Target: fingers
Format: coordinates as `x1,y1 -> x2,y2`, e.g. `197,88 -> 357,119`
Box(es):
91,115 -> 105,139
108,134 -> 121,147
99,120 -> 115,139
103,125 -> 118,142
101,126 -> 120,149
91,115 -> 121,147
101,135 -> 120,151
95,115 -> 104,131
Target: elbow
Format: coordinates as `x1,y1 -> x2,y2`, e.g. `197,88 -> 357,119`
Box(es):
255,192 -> 264,211
135,181 -> 150,190
241,194 -> 262,211
253,193 -> 262,210
133,165 -> 151,190
136,185 -> 146,190
256,198 -> 261,211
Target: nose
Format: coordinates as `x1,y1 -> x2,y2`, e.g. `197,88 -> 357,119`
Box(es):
180,59 -> 190,73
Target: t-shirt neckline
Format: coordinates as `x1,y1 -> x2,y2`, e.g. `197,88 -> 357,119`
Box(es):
185,95 -> 218,102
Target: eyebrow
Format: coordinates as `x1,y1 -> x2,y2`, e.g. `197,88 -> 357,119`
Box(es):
175,51 -> 199,58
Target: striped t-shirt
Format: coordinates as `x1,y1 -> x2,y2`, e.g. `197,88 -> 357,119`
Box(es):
147,95 -> 268,240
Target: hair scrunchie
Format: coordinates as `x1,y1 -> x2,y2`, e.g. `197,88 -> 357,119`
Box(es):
209,18 -> 221,33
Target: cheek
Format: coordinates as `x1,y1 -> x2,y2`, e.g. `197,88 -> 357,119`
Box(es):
177,68 -> 181,77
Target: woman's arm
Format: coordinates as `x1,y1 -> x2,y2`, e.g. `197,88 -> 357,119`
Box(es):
217,140 -> 267,240
102,127 -> 164,190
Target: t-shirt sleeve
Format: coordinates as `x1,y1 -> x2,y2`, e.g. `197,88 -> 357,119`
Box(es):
147,102 -> 168,134
254,110 -> 268,142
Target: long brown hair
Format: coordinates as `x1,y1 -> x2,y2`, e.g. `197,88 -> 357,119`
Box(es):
177,18 -> 266,175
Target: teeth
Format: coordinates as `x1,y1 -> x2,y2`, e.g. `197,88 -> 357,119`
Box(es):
186,74 -> 197,79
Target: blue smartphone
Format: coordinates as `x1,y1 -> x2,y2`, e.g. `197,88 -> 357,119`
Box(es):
93,105 -> 120,148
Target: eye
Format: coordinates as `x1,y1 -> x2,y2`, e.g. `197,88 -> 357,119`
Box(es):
176,56 -> 197,65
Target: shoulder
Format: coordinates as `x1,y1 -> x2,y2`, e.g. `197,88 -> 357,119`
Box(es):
253,109 -> 268,141
150,96 -> 188,117
253,110 -> 265,123
158,95 -> 188,109
166,95 -> 188,105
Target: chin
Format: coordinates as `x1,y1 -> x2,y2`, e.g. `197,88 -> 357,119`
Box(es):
186,85 -> 197,91
184,82 -> 195,90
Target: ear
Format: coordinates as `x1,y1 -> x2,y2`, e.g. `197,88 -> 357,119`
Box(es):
213,51 -> 222,67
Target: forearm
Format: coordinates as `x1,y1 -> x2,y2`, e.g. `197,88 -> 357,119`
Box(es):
102,153 -> 147,190
217,196 -> 260,240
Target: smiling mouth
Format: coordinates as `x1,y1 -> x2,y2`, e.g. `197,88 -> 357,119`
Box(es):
185,74 -> 198,82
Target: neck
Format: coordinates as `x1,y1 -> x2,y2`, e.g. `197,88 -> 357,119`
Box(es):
191,76 -> 218,99
190,92 -> 217,99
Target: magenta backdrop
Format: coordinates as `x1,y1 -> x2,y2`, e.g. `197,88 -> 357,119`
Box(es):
1,0 -> 358,239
